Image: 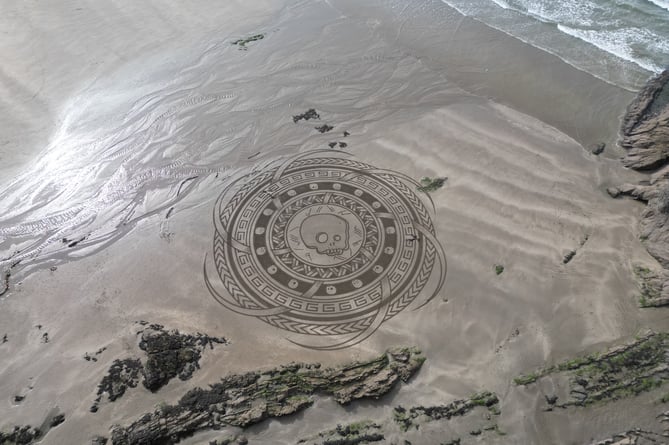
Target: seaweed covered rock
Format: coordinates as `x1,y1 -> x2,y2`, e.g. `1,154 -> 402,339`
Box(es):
621,70 -> 669,171
514,332 -> 669,407
634,265 -> 669,307
588,429 -> 667,445
393,391 -> 499,432
138,324 -> 227,392
297,421 -> 384,445
110,347 -> 424,445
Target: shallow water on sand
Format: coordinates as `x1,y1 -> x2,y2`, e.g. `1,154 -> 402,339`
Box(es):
0,0 -> 469,287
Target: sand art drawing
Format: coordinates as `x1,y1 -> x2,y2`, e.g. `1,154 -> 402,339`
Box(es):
205,151 -> 447,349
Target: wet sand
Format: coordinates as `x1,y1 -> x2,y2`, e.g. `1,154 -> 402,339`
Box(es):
0,0 -> 662,444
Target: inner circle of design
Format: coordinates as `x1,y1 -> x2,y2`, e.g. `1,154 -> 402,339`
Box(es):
285,203 -> 365,267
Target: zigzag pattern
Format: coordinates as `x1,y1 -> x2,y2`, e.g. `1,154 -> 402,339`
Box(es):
258,314 -> 372,335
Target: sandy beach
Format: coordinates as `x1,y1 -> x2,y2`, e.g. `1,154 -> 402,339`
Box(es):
1,0 -> 668,444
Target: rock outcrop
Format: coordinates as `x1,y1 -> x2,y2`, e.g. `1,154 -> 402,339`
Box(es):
393,391 -> 500,432
90,324 -> 227,412
621,70 -> 669,170
110,347 -> 424,445
588,429 -> 667,445
297,421 -> 385,445
514,331 -> 669,408
138,323 -> 227,392
610,70 -> 669,306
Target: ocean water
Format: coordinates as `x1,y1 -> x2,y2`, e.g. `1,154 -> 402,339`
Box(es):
440,0 -> 669,89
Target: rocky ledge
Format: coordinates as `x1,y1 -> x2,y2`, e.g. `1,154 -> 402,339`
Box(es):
589,429 -> 667,445
608,69 -> 669,307
514,331 -> 669,408
393,391 -> 500,433
620,70 -> 669,170
297,421 -> 385,445
110,347 -> 424,445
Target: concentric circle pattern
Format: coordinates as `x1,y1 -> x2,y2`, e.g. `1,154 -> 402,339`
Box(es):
205,152 -> 446,349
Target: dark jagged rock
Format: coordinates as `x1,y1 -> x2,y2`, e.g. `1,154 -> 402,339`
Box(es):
590,142 -> 606,155
0,425 -> 42,444
393,391 -> 499,432
91,358 -> 142,412
91,436 -> 108,445
293,109 -> 320,123
49,414 -> 65,428
315,124 -> 334,133
90,325 -> 227,411
514,332 -> 669,407
297,421 -> 384,445
563,250 -> 576,264
110,347 -> 424,445
621,70 -> 669,171
138,324 -> 227,392
231,34 -> 264,50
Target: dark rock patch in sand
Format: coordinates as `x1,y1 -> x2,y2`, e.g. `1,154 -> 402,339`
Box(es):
315,124 -> 334,133
91,358 -> 142,412
293,109 -> 320,123
110,347 -> 424,445
90,325 -> 226,411
589,142 -> 605,155
0,425 -> 42,444
231,34 -> 265,50
138,323 -> 227,392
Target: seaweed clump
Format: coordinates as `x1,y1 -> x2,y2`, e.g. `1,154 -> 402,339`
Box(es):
417,177 -> 447,193
231,34 -> 264,50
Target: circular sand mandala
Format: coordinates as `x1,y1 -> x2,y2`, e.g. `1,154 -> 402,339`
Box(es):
205,151 -> 446,349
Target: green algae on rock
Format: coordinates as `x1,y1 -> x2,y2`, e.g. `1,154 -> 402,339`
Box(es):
297,421 -> 384,445
514,332 -> 669,408
110,347 -> 424,445
231,34 -> 265,50
416,177 -> 447,193
393,391 -> 500,432
634,265 -> 669,308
